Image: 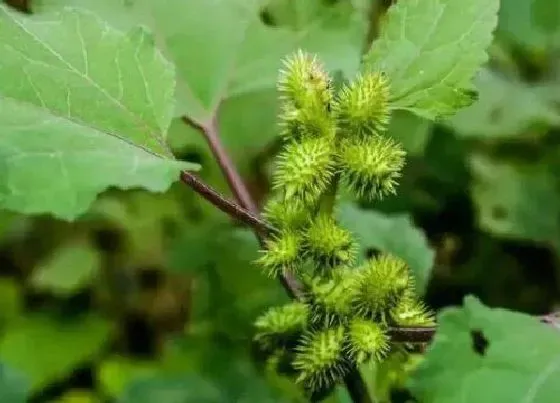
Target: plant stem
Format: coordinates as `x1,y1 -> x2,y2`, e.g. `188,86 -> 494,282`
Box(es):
182,116 -> 259,215
179,171 -> 273,236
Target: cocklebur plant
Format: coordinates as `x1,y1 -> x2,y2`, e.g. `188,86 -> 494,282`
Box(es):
254,51 -> 434,398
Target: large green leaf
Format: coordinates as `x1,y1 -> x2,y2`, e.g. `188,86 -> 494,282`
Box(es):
469,154 -> 560,245
337,204 -> 435,293
0,6 -> 197,220
409,296 -> 560,403
363,0 -> 500,120
0,314 -> 111,392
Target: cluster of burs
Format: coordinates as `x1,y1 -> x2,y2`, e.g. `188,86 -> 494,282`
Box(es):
253,51 -> 433,397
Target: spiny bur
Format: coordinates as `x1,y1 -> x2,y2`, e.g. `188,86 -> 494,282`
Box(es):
273,137 -> 336,207
351,254 -> 412,320
255,302 -> 309,349
278,50 -> 332,109
293,326 -> 348,391
347,319 -> 390,364
257,230 -> 301,277
334,71 -> 390,139
338,135 -> 406,201
302,214 -> 356,270
305,276 -> 356,326
262,197 -> 308,230
278,51 -> 335,140
390,292 -> 435,327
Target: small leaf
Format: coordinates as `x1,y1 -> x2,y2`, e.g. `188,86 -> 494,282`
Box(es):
337,203 -> 434,293
0,6 -> 198,220
363,0 -> 500,119
469,154 -> 560,244
409,295 -> 560,403
0,314 -> 111,392
31,240 -> 101,296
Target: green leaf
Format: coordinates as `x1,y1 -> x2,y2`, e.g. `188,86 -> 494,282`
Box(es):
469,154 -> 560,244
31,240 -> 101,296
0,363 -> 28,403
337,203 -> 435,292
448,69 -> 560,138
0,6 -> 197,220
145,0 -> 366,123
409,295 -> 560,403
0,314 -> 111,392
363,0 -> 500,119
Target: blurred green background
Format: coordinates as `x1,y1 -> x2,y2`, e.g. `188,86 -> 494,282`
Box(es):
1,0 -> 560,402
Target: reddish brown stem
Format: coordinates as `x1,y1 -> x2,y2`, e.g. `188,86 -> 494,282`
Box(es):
180,171 -> 273,236
182,116 -> 259,215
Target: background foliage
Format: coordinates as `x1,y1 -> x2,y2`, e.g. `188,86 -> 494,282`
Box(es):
0,0 -> 559,402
